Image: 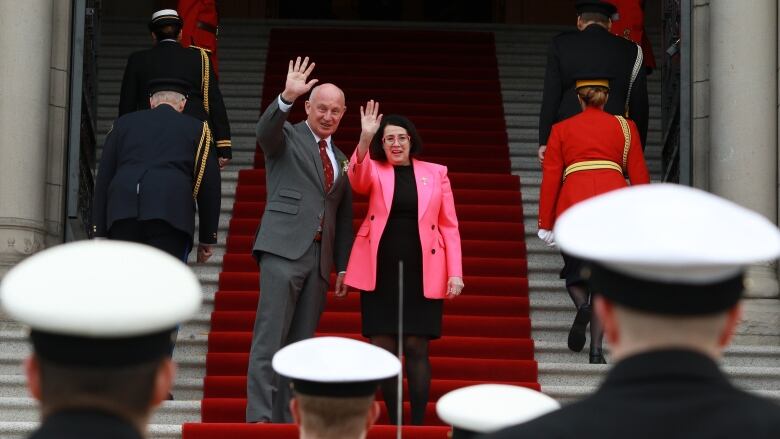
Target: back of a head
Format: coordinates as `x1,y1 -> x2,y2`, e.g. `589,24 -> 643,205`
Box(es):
0,240 -> 201,423
153,24 -> 181,41
578,11 -> 611,27
149,9 -> 183,41
554,184 -> 780,353
575,0 -> 615,28
577,85 -> 609,108
437,384 -> 560,438
273,337 -> 401,439
148,78 -> 191,111
296,394 -> 375,439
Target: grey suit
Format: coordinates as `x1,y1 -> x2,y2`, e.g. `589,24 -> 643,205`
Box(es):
246,97 -> 353,423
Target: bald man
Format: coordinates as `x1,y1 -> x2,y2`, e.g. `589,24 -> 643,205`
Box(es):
247,57 -> 354,423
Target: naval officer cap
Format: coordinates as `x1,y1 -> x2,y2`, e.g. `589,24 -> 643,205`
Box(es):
436,384 -> 560,439
148,78 -> 192,97
575,0 -> 618,18
0,240 -> 201,367
149,9 -> 183,31
555,184 -> 780,315
273,336 -> 401,397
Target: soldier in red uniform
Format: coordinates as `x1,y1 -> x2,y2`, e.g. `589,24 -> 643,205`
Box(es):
537,77 -> 650,364
607,0 -> 657,73
178,0 -> 220,76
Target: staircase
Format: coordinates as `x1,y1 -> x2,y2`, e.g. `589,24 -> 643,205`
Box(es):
494,25 -> 780,403
0,16 -> 778,439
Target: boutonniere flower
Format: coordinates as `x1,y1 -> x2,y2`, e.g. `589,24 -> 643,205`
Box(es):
341,159 -> 349,174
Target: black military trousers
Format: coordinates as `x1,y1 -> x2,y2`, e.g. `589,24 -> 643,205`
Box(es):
108,218 -> 191,357
108,218 -> 191,262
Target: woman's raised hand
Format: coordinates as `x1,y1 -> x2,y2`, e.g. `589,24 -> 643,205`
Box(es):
360,100 -> 383,139
282,56 -> 318,103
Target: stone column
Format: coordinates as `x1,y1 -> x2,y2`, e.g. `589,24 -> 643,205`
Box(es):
0,0 -> 54,277
709,0 -> 778,297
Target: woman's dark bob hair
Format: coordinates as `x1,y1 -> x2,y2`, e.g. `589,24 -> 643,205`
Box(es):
369,114 -> 424,162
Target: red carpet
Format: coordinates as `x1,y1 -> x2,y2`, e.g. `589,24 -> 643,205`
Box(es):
182,27 -> 534,439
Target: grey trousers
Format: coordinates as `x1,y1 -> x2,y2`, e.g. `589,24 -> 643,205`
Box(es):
245,242 -> 328,423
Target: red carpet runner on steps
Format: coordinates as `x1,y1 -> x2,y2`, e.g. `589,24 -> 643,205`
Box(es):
183,27 -> 536,439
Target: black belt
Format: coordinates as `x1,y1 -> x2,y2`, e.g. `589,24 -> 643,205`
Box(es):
196,21 -> 218,35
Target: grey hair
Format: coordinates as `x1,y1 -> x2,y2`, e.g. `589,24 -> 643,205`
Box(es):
150,91 -> 185,106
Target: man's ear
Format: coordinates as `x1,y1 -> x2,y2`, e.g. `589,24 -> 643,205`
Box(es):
365,401 -> 381,430
594,296 -> 619,346
718,303 -> 743,349
24,355 -> 42,401
150,359 -> 176,407
576,15 -> 585,31
304,100 -> 312,116
290,398 -> 301,425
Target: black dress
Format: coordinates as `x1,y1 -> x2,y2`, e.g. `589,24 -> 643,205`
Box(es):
361,165 -> 444,338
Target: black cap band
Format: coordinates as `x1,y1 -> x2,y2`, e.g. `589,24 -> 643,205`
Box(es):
31,329 -> 173,367
292,379 -> 380,398
575,0 -> 617,17
585,262 -> 745,315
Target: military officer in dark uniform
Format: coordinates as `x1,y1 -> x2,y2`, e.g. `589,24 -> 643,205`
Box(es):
93,78 -> 220,265
538,0 -> 648,164
483,184 -> 780,439
0,240 -> 201,439
118,9 -> 232,168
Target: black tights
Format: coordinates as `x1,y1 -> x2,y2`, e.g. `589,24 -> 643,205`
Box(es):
371,334 -> 431,425
567,284 -> 603,355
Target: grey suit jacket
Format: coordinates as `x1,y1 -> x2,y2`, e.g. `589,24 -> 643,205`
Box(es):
252,97 -> 353,280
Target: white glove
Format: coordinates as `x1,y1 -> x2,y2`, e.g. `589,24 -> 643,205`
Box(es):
537,229 -> 556,247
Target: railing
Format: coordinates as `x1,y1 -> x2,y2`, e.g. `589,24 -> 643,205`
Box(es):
65,0 -> 101,241
661,0 -> 692,184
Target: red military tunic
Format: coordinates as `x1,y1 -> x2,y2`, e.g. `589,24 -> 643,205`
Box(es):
538,107 -> 650,230
178,0 -> 220,75
608,0 -> 657,69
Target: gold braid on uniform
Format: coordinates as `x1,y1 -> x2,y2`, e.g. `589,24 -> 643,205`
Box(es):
193,122 -> 212,199
615,115 -> 631,172
198,47 -> 210,115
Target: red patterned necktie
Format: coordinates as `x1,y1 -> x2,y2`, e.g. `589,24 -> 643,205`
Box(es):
318,139 -> 334,192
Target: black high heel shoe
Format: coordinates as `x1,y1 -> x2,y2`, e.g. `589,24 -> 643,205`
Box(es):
567,304 -> 591,352
589,350 -> 607,364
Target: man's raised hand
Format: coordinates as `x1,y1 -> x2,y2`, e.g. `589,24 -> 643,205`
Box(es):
281,56 -> 319,103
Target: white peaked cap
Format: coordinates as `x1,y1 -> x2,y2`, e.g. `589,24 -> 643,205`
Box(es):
1,240 -> 201,338
151,9 -> 180,20
554,183 -> 780,283
436,384 -> 560,436
273,336 -> 401,397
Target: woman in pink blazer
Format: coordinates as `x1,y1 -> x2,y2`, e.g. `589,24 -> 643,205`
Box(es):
344,101 -> 464,425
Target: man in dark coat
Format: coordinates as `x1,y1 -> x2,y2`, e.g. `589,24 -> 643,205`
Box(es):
482,184 -> 780,439
0,240 -> 201,439
92,78 -> 220,265
118,9 -> 232,168
538,0 -> 648,164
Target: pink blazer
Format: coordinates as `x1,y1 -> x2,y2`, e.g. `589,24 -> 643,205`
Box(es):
344,149 -> 463,299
